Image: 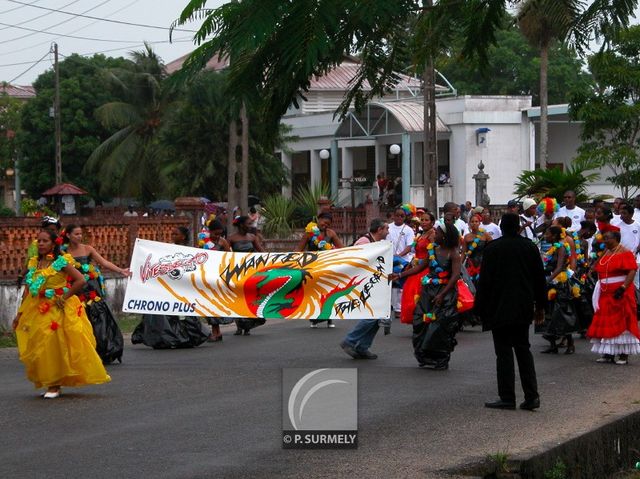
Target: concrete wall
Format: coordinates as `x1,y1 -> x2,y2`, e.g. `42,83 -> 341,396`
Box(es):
437,96 -> 533,205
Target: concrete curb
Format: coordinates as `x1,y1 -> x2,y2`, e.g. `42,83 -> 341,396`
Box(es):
451,409 -> 640,478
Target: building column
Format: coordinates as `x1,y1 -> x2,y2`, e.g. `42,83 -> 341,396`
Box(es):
310,149 -> 321,188
330,140 -> 339,199
402,133 -> 410,203
375,144 -> 387,177
282,150 -> 292,198
341,146 -> 353,178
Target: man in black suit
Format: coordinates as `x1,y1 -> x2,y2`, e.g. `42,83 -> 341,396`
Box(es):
474,213 -> 546,411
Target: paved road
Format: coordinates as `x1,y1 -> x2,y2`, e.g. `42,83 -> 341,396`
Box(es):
2,320 -> 640,479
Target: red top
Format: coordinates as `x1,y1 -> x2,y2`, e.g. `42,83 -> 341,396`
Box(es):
414,234 -> 431,260
594,249 -> 636,280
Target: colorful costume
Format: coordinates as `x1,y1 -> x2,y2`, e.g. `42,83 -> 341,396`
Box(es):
538,240 -> 579,338
16,254 -> 111,389
588,249 -> 640,355
71,255 -> 124,363
412,244 -> 459,369
400,233 -> 431,324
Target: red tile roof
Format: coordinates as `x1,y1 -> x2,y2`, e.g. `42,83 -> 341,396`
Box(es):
165,53 -> 229,75
42,183 -> 88,196
0,83 -> 35,99
308,60 -> 423,92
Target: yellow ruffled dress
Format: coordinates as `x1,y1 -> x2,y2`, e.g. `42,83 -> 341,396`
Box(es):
16,253 -> 111,389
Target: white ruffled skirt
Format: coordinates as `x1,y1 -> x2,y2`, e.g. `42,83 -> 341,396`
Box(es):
590,330 -> 640,356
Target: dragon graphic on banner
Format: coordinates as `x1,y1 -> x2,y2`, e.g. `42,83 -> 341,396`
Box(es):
123,239 -> 392,320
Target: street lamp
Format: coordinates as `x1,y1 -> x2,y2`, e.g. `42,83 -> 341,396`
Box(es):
389,144 -> 401,155
319,149 -> 330,160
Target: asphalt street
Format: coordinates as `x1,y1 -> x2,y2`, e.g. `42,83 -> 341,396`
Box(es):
2,320 -> 640,479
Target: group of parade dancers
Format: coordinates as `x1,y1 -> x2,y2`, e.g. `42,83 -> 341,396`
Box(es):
366,192 -> 640,370
11,193 -> 640,398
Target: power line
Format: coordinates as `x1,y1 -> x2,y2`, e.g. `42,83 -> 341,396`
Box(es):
0,0 -> 142,57
0,19 -> 172,44
0,0 -> 112,46
65,37 -> 194,57
7,0 -> 197,33
7,49 -> 49,83
0,37 -> 192,69
0,57 -> 51,68
0,0 -> 41,15
0,0 -> 83,32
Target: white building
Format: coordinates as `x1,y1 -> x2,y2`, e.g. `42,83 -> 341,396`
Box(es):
164,54 -> 618,206
280,61 -> 535,208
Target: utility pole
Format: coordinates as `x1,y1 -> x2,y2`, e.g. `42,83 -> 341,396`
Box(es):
422,0 -> 437,214
52,42 -> 62,184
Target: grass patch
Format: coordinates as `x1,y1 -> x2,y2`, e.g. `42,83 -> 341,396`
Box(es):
0,332 -> 17,348
117,314 -> 140,334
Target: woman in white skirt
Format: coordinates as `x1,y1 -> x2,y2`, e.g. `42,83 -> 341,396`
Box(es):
587,230 -> 640,364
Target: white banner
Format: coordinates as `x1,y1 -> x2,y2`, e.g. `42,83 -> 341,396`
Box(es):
123,239 -> 392,320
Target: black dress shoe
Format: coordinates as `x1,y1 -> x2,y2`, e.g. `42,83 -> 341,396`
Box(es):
484,400 -> 516,410
519,398 -> 540,410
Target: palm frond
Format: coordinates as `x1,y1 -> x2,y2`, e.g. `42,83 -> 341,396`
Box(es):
94,102 -> 142,129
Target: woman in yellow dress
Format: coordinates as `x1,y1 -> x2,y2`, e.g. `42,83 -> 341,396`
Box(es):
12,230 -> 111,398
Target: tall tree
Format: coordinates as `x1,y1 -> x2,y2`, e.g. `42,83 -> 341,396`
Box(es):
517,0 -> 575,170
570,25 -> 640,199
0,93 -> 23,172
439,22 -> 592,105
172,0 -> 636,211
18,54 -> 131,200
84,45 -> 173,202
160,70 -> 288,200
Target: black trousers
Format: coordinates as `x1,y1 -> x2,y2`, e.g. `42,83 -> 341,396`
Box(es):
491,323 -> 539,403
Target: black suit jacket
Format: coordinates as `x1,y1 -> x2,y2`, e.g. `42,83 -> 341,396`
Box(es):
473,234 -> 547,331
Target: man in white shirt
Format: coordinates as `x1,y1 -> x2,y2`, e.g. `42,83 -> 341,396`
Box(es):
440,201 -> 467,236
519,198 -> 538,241
555,190 -> 585,231
617,205 -> 640,253
633,196 -> 640,223
611,197 -> 624,225
481,207 -> 501,239
617,204 -> 640,288
387,207 -> 415,318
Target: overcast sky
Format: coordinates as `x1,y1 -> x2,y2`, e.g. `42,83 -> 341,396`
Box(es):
1,0 -> 639,86
0,0 -> 226,85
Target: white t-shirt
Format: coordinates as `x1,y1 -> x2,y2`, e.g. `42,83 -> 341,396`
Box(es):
634,209 -> 640,223
617,221 -> 640,253
387,222 -> 415,262
436,217 -> 467,236
612,214 -> 622,226
482,222 -> 501,239
519,214 -> 537,240
555,206 -> 585,231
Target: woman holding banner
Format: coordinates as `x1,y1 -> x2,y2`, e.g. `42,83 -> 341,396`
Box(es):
296,212 -> 344,328
199,220 -> 232,341
228,216 -> 266,335
62,224 -> 128,363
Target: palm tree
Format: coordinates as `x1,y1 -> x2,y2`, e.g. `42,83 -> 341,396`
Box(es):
513,164 -> 600,203
518,0 -> 575,171
85,44 -> 173,202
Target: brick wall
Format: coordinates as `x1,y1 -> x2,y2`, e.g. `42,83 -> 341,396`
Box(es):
0,217 -> 190,279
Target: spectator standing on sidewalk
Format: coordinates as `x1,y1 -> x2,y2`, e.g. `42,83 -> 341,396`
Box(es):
475,213 -> 547,411
340,219 -> 390,359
